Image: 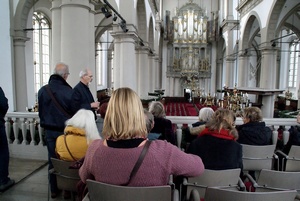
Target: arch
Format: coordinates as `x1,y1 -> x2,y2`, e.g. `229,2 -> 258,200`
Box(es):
275,3 -> 300,39
240,12 -> 261,51
264,0 -> 286,43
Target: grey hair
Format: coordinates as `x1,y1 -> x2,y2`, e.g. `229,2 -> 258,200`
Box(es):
65,109 -> 101,144
79,69 -> 89,78
53,62 -> 69,77
199,107 -> 214,122
148,101 -> 166,118
144,109 -> 154,133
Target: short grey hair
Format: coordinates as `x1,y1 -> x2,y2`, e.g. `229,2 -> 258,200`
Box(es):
53,62 -> 69,77
148,101 -> 166,118
199,107 -> 214,122
79,69 -> 89,78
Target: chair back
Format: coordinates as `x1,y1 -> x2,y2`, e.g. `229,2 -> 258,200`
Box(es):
241,144 -> 276,171
256,169 -> 300,192
184,168 -> 241,199
285,146 -> 300,171
204,187 -> 297,201
50,157 -> 80,192
86,179 -> 172,201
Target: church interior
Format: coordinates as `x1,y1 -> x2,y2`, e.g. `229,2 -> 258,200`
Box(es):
0,0 -> 300,118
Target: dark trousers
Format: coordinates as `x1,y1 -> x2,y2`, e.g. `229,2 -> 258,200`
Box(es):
45,129 -> 62,193
0,125 -> 9,185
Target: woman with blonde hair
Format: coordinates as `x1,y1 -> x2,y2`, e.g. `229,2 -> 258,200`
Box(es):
237,107 -> 272,145
187,108 -> 242,171
55,109 -> 100,161
79,87 -> 204,186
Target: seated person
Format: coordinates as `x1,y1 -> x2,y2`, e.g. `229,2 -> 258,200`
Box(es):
56,109 -> 101,161
148,101 -> 176,145
144,109 -> 160,140
79,87 -> 204,187
186,107 -> 215,143
187,109 -> 242,172
282,112 -> 300,155
237,107 -> 272,145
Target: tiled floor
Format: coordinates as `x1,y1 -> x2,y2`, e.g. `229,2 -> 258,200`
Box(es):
0,158 -> 67,201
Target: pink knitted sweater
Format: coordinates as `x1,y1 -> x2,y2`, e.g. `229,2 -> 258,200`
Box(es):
79,139 -> 204,186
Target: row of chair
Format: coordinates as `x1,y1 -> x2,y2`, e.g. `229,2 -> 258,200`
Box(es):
50,144 -> 300,201
183,168 -> 300,201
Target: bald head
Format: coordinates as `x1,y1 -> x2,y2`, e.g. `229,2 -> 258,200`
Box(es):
53,62 -> 70,80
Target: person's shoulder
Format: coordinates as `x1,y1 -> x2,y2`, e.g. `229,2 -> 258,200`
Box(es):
74,82 -> 82,88
90,139 -> 102,146
149,139 -> 175,149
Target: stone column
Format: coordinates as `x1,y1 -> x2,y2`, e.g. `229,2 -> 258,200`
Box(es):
51,0 -> 95,89
225,56 -> 235,87
216,60 -> 223,90
260,47 -> 277,117
237,55 -> 249,87
169,77 -> 174,97
111,31 -> 137,91
210,42 -> 217,94
174,78 -> 182,96
154,56 -> 160,90
50,0 -> 61,64
148,54 -> 155,93
107,51 -> 113,89
137,48 -> 149,99
14,36 -> 29,111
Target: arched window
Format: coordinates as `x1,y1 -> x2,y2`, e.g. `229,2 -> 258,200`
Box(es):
288,40 -> 299,88
32,12 -> 50,93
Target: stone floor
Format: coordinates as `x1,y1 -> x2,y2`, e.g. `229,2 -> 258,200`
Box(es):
0,157 -> 67,201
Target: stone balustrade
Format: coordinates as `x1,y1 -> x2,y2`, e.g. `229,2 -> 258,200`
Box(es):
4,112 -> 298,160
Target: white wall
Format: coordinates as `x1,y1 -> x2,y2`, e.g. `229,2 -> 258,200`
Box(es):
0,0 -> 15,111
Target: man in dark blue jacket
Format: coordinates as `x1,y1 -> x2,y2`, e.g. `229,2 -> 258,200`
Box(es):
0,87 -> 15,192
71,69 -> 99,119
38,62 -> 74,198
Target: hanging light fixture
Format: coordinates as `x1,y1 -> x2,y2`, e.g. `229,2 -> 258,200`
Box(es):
101,6 -> 112,18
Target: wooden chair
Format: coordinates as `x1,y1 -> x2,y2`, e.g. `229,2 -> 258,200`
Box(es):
276,145 -> 300,171
241,144 -> 277,178
204,187 -> 297,201
181,168 -> 244,200
83,179 -> 179,201
245,169 -> 300,199
50,158 -> 80,200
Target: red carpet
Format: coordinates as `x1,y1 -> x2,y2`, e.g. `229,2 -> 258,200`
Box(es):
165,103 -> 198,116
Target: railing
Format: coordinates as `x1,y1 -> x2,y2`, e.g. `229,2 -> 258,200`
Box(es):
5,112 -> 298,160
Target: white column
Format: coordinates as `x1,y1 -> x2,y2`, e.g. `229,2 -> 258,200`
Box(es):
111,33 -> 137,91
51,0 -> 61,64
174,78 -> 182,96
216,60 -> 223,90
210,42 -> 217,94
149,54 -> 155,92
52,0 -> 95,88
14,37 -> 29,111
225,57 -> 235,87
107,52 -> 113,89
237,55 -> 249,87
137,48 -> 149,98
154,56 -> 160,89
169,77 -> 174,96
260,47 -> 277,117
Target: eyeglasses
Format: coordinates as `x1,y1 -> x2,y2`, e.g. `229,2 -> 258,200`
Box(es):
86,75 -> 93,78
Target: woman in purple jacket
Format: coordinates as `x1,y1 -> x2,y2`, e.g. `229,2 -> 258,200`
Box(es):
79,87 -> 204,186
